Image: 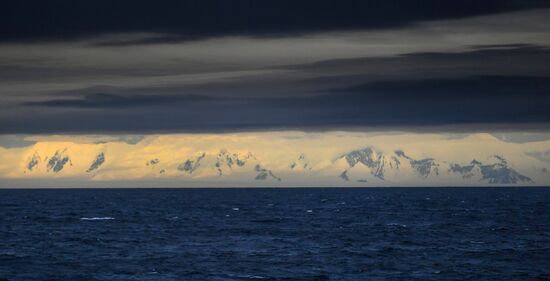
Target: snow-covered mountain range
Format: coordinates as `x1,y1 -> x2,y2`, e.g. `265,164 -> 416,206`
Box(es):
0,132 -> 549,187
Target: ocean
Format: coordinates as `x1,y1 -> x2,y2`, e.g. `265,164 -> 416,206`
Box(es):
1,187 -> 549,280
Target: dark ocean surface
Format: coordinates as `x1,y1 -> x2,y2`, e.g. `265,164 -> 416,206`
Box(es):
1,187 -> 549,281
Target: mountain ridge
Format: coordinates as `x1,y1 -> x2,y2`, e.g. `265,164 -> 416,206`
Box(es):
1,132 -> 549,187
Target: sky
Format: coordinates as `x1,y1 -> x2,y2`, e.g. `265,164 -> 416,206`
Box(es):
1,0 -> 549,135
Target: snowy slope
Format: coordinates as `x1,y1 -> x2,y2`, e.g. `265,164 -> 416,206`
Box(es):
0,132 -> 549,187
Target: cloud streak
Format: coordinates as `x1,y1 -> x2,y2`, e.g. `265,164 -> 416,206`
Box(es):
2,0 -> 548,43
22,93 -> 214,108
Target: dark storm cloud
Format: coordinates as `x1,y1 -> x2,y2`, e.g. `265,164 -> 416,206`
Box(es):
1,0 -> 548,43
3,44 -> 549,133
319,75 -> 550,123
329,75 -> 550,101
22,93 -> 213,108
11,74 -> 550,133
281,44 -> 550,76
2,2 -> 550,135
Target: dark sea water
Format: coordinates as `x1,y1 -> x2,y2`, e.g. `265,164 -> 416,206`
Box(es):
1,188 -> 549,281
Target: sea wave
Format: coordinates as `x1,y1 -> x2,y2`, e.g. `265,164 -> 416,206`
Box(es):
80,217 -> 115,221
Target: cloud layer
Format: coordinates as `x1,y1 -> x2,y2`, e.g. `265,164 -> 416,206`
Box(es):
1,3 -> 550,133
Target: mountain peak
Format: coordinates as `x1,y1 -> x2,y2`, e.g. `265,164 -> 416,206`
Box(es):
46,149 -> 71,173
87,152 -> 105,173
